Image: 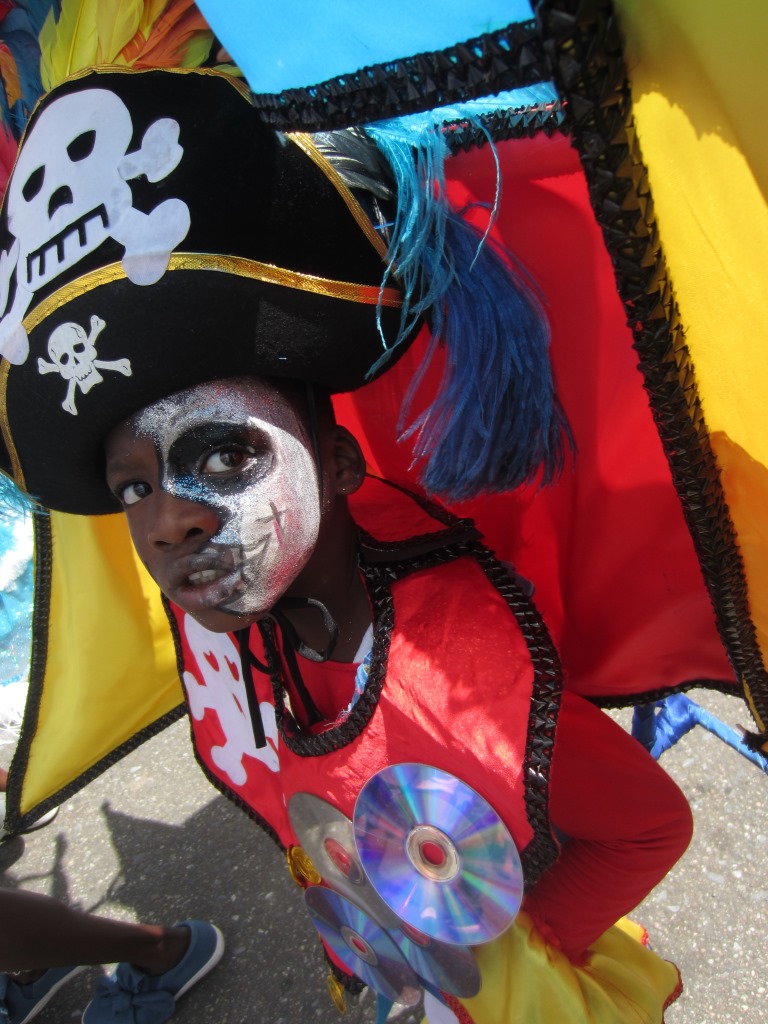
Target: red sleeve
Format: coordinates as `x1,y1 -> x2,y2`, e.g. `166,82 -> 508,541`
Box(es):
522,691 -> 693,957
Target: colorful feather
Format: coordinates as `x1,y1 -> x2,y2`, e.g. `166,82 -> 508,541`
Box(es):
14,0 -> 60,39
0,471 -> 37,515
39,0 -> 99,90
0,122 -> 16,194
366,112 -> 572,499
135,0 -> 168,37
121,1 -> 212,69
95,0 -> 142,65
0,42 -> 21,107
0,4 -> 58,139
40,0 -> 212,89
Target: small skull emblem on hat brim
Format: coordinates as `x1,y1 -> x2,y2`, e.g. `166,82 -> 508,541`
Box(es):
38,316 -> 132,416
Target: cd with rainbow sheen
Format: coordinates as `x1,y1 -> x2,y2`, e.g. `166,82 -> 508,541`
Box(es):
389,921 -> 481,997
304,887 -> 421,1006
353,763 -> 524,946
288,793 -> 401,928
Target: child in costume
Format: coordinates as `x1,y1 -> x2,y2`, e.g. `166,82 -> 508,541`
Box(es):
0,67 -> 695,1023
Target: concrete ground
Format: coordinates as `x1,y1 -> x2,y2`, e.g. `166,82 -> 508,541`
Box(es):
1,687 -> 766,1023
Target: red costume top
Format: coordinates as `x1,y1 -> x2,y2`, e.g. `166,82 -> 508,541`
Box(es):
168,478 -> 691,967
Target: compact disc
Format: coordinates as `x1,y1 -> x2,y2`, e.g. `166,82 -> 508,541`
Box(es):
304,886 -> 422,1006
288,793 -> 401,928
354,763 -> 524,945
389,921 -> 481,997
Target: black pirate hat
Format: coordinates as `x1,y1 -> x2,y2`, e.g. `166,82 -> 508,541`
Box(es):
0,67 -> 409,514
0,66 -> 571,515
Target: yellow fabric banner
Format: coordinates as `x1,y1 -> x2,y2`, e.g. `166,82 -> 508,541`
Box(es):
616,0 -> 768,695
18,510 -> 181,816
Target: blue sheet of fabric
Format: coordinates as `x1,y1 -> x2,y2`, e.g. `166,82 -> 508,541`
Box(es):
0,513 -> 32,687
633,694 -> 768,775
196,0 -> 534,94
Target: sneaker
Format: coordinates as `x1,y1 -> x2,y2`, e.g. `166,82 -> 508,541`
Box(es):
82,921 -> 224,1024
2,966 -> 85,1024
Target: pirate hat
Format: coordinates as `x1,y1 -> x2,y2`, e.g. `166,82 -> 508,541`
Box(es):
0,67 -> 409,515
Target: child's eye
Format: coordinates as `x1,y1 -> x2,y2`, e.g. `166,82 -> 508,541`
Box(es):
199,446 -> 254,474
118,481 -> 152,506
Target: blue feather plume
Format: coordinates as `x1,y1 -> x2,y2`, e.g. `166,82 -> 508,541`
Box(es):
366,110 -> 572,501
0,470 -> 38,516
0,1 -> 59,141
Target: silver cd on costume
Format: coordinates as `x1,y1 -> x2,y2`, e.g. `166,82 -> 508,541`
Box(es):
354,763 -> 524,946
288,792 -> 401,928
290,792 -> 480,996
388,920 -> 481,998
304,886 -> 421,1006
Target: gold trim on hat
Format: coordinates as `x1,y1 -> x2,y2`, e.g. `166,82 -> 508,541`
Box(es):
288,132 -> 390,263
167,253 -> 401,305
22,254 -> 402,334
0,361 -> 26,490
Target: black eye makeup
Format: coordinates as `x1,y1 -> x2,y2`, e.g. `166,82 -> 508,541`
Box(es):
168,423 -> 274,485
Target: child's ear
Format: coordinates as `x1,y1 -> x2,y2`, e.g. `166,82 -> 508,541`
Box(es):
329,426 -> 366,496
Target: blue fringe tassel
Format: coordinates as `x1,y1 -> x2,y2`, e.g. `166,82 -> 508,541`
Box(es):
366,117 -> 572,501
0,471 -> 38,518
411,213 -> 570,498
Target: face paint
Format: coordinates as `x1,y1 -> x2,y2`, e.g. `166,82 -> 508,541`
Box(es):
130,377 -> 322,620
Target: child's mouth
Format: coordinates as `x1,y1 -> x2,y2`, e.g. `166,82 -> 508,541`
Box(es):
176,565 -> 244,612
187,568 -> 229,586
170,551 -> 245,611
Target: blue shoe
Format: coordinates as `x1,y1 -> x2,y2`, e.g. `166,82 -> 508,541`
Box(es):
81,921 -> 224,1024
1,965 -> 85,1024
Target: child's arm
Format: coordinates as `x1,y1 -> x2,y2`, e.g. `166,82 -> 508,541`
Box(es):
522,691 -> 693,958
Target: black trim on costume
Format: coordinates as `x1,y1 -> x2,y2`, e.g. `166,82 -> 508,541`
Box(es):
441,98 -> 569,154
235,627 -> 269,749
535,0 -> 768,744
475,545 -> 562,887
589,678 -> 741,711
250,20 -> 550,131
257,560 -> 395,758
357,475 -> 481,562
3,511 -> 187,835
3,510 -> 53,834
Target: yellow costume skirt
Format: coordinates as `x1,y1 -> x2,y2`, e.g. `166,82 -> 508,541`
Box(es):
429,913 -> 681,1024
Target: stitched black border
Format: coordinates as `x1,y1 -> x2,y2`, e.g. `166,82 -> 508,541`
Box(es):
250,20 -> 550,131
441,97 -> 569,154
356,475 -> 480,561
3,513 -> 186,834
535,0 -> 768,743
259,560 -> 395,758
473,545 -> 563,887
590,678 -> 740,711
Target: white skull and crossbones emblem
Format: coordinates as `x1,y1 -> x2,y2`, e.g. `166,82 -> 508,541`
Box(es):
37,315 -> 131,415
0,88 -> 191,364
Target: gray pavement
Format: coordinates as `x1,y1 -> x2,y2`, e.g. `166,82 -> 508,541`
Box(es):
1,687 -> 767,1023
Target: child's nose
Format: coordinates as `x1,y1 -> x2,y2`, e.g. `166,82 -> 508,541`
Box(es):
147,491 -> 219,548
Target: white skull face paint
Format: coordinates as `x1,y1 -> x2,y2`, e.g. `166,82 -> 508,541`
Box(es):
133,378 -> 322,621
